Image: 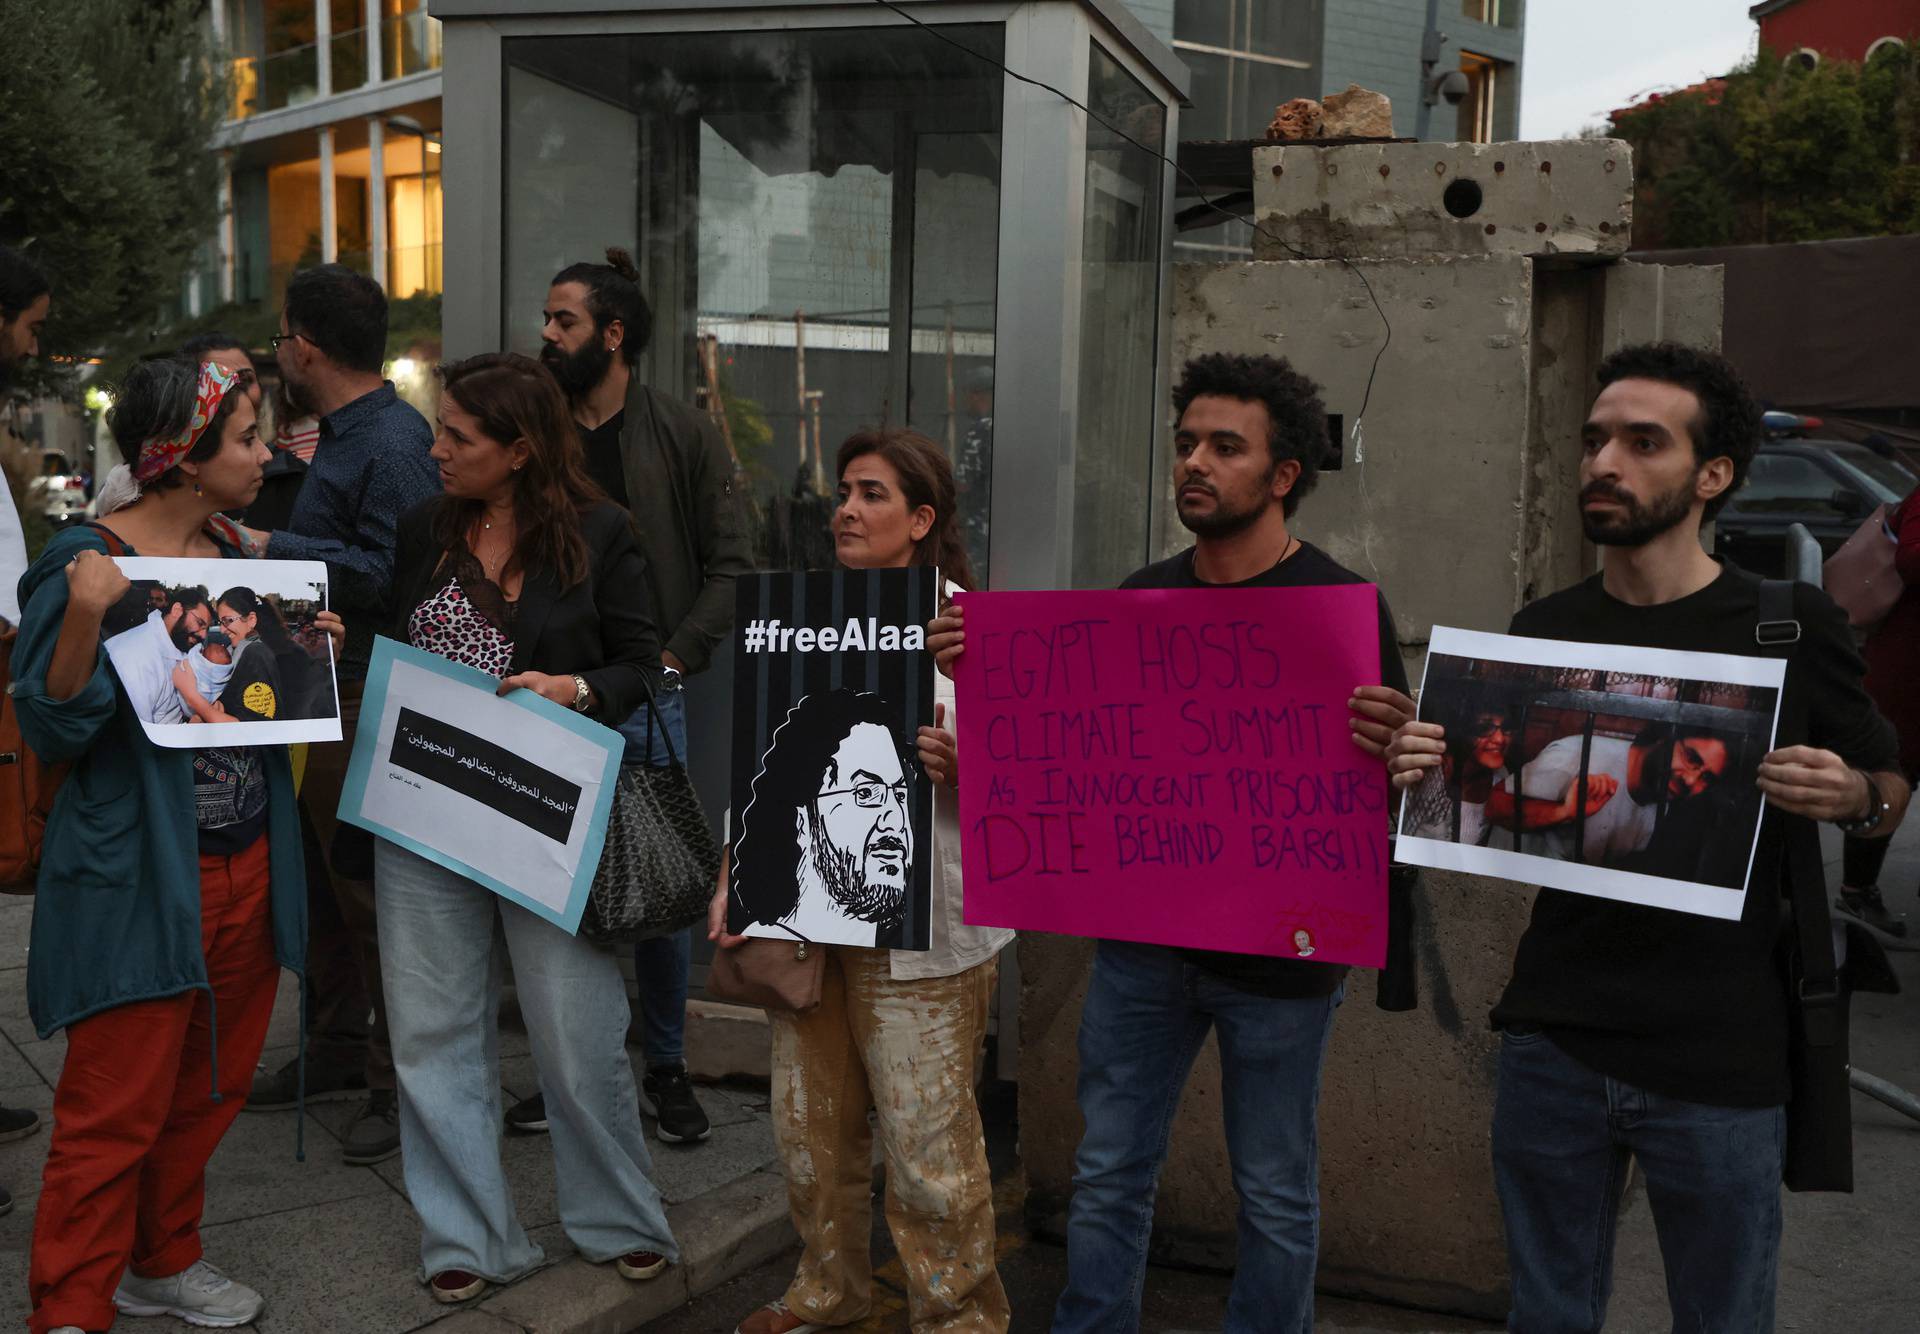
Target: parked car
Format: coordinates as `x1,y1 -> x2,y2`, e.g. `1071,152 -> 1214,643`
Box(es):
1715,428 -> 1916,576
23,451 -> 90,528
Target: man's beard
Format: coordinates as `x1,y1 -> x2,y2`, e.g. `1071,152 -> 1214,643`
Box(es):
807,817 -> 908,927
1580,476 -> 1696,547
1176,474 -> 1273,540
1630,738 -> 1672,805
168,617 -> 200,652
539,334 -> 613,401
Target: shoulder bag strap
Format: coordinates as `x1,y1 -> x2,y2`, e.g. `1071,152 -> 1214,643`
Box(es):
1758,578 -> 1843,1049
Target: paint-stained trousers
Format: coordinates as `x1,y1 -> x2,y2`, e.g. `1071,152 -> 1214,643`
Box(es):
770,947 -> 1009,1333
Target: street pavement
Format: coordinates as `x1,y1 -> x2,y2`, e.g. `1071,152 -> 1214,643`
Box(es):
0,918 -> 795,1334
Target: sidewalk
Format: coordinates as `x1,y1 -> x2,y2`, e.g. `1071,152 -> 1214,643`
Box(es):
0,900 -> 795,1334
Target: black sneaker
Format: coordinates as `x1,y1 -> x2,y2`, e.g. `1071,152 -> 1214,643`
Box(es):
0,1104 -> 41,1143
246,1055 -> 368,1112
1836,886 -> 1909,939
342,1089 -> 401,1166
505,1093 -> 549,1134
640,1065 -> 711,1144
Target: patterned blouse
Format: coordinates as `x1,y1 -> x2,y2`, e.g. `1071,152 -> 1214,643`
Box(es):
407,545 -> 517,676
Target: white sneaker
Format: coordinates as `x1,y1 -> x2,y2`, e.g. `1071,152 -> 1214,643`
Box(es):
48,1327 -> 85,1334
114,1259 -> 265,1327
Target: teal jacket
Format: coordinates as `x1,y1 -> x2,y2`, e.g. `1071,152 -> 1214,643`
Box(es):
12,524 -> 307,1040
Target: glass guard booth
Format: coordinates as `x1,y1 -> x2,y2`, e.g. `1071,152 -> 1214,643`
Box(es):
435,0 -> 1185,593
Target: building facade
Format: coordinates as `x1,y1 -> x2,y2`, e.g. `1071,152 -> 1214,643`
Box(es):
1124,0 -> 1524,144
1750,0 -> 1918,63
196,0 -> 445,318
1122,0 -> 1524,256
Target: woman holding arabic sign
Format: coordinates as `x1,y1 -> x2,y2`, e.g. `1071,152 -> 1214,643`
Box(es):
375,352 -> 677,1305
14,354 -> 344,1334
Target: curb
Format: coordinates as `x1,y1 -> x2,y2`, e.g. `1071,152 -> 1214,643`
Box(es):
409,1168 -> 796,1333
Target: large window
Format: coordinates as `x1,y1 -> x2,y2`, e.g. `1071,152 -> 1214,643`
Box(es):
1457,50 -> 1512,143
504,26 -> 1003,574
1072,44 -> 1165,587
1171,0 -> 1320,258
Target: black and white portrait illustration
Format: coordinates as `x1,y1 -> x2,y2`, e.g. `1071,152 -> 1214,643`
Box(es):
731,690 -> 923,948
726,569 -> 936,950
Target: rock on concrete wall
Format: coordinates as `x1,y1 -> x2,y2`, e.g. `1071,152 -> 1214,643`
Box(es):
1020,248 -> 1725,1319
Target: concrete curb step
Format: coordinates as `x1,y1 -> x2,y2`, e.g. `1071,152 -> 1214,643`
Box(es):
408,1168 -> 795,1333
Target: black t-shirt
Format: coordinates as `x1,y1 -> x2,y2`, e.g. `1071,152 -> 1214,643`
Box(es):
1121,541 -> 1411,999
1491,565 -> 1898,1107
581,411 -> 628,509
218,641 -> 282,722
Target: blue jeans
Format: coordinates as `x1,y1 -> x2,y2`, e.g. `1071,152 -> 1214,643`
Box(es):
1053,941 -> 1342,1334
616,687 -> 692,1069
1492,1028 -> 1784,1334
375,839 -> 678,1281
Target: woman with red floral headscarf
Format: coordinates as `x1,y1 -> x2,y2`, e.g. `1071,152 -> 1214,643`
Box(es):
14,355 -> 342,1334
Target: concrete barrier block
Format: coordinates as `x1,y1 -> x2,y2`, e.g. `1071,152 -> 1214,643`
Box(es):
1252,140 -> 1633,263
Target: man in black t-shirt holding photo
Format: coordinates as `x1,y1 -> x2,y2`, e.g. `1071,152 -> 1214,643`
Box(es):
934,353 -> 1417,1332
1388,343 -> 1908,1333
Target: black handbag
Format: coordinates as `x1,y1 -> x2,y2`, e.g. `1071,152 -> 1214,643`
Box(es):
580,676 -> 722,944
1757,579 -> 1853,1193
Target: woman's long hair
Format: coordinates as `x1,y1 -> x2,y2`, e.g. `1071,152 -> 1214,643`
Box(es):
432,353 -> 606,589
833,429 -> 977,592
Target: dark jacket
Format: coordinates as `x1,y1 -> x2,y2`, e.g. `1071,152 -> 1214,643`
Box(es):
12,525 -> 307,1039
236,447 -> 309,533
389,498 -> 663,726
616,381 -> 752,675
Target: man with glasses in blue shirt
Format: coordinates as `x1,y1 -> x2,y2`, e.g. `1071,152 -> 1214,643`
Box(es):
240,264 -> 439,1169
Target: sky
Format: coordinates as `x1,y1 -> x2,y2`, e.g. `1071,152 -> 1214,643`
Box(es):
1519,3 -> 1760,140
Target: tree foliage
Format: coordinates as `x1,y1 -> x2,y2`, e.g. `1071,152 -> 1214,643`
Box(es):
0,0 -> 226,385
1610,45 -> 1920,250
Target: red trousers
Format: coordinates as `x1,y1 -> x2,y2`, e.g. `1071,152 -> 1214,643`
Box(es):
28,835 -> 280,1334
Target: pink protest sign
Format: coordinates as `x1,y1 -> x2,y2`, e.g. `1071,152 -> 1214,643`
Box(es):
955,585 -> 1389,967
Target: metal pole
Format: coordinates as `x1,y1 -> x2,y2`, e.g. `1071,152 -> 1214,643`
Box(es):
318,126 -> 337,264
368,117 -> 387,291
794,309 -> 809,487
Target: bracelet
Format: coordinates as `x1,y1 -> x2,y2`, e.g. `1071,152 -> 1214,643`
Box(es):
1834,769 -> 1889,836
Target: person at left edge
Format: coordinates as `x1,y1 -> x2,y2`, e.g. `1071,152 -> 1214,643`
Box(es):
375,352 -> 677,1307
931,352 -> 1419,1334
240,264 -> 441,1169
17,355 -> 344,1334
0,243 -> 55,1205
506,247 -> 753,1146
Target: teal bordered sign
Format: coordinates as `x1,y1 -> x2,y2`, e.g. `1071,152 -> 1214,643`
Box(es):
337,636 -> 623,934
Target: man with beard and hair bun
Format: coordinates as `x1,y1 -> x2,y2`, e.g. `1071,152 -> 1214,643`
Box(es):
947,351 -> 1417,1334
1388,342 -> 1909,1333
514,248 -> 750,1145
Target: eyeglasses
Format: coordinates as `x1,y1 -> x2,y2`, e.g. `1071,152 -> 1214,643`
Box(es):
218,613 -> 246,628
816,779 -> 911,809
268,332 -> 308,353
1472,720 -> 1513,739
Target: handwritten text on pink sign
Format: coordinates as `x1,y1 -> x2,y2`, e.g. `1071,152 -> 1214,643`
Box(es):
956,586 -> 1389,967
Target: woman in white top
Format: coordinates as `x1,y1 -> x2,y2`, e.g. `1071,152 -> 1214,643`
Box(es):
711,428 -> 1013,1334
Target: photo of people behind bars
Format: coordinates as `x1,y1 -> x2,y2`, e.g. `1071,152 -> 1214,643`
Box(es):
1404,654 -> 1781,892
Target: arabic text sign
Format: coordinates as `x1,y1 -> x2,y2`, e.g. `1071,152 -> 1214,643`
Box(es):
956,586 -> 1390,967
337,637 -> 621,933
